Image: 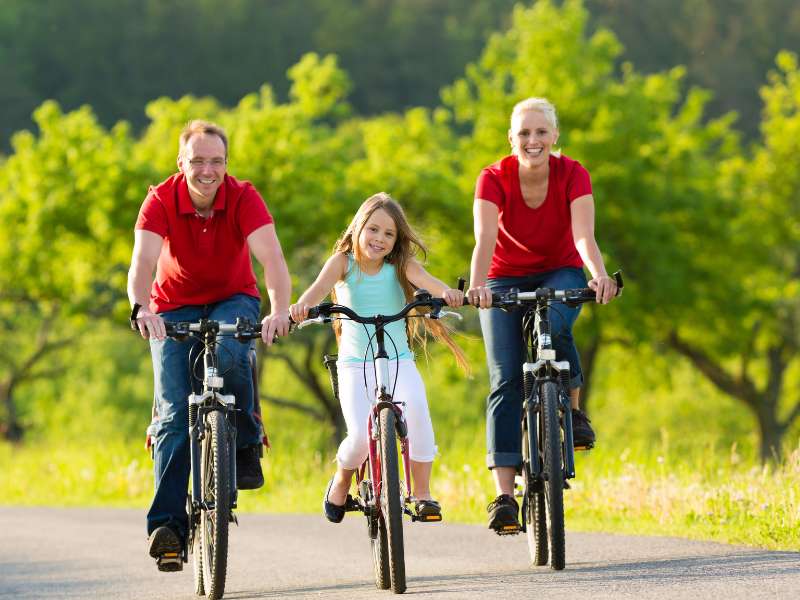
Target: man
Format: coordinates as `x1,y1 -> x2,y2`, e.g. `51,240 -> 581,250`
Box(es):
127,120 -> 291,569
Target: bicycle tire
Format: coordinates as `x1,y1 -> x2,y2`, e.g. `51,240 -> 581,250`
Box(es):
200,410 -> 230,599
191,516 -> 205,596
365,470 -> 391,590
379,408 -> 406,594
522,417 -> 548,566
371,512 -> 391,589
541,381 -> 565,570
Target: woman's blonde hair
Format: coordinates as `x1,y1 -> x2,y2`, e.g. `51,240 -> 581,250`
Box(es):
332,192 -> 469,373
510,97 -> 559,130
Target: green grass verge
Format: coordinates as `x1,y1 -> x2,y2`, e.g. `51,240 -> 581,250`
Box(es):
2,435 -> 797,551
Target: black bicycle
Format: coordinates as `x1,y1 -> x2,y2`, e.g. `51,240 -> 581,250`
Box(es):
150,317 -> 262,599
300,291 -> 457,594
486,272 -> 623,570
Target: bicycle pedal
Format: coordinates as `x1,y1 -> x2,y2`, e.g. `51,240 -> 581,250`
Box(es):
156,552 -> 183,572
416,514 -> 442,523
574,444 -> 594,452
495,525 -> 521,536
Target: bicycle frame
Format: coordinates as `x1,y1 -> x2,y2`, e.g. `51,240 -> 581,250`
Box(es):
522,300 -> 576,481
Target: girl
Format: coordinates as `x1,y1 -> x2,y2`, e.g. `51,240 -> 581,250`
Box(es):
290,192 -> 468,523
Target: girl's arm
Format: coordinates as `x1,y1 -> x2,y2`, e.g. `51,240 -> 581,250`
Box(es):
468,199 -> 499,308
289,253 -> 347,322
571,195 -> 617,304
406,259 -> 464,308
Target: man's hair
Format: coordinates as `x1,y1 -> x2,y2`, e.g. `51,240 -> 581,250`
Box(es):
179,120 -> 229,156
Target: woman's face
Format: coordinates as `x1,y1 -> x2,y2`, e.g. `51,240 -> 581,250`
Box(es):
509,110 -> 559,169
358,208 -> 397,263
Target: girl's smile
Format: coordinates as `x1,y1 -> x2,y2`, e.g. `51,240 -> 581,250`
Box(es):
358,208 -> 397,267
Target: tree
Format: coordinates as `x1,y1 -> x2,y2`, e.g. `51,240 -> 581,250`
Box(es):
667,51 -> 800,461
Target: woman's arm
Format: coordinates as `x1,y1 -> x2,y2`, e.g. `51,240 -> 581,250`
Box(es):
406,259 -> 464,307
571,195 -> 617,304
289,252 -> 348,322
468,199 -> 499,308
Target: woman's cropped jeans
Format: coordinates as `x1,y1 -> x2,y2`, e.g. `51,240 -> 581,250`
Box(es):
479,267 -> 586,469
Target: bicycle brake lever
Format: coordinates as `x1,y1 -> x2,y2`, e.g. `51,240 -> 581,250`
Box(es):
437,310 -> 463,321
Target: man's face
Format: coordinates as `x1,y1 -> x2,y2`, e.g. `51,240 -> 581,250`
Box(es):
177,133 -> 227,208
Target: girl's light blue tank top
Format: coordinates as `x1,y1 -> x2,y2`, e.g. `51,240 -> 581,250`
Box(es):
334,256 -> 413,363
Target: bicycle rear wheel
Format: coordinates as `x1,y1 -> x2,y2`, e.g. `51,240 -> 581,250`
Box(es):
200,410 -> 231,599
522,416 -> 548,566
379,408 -> 406,594
541,381 -> 565,570
190,505 -> 205,596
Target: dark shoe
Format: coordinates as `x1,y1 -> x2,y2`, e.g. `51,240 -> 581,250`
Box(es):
487,494 -> 520,534
415,499 -> 442,522
148,526 -> 183,572
236,445 -> 264,490
571,408 -> 596,448
323,477 -> 347,523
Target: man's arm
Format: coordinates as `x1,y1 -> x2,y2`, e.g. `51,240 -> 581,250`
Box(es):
127,229 -> 166,339
247,223 -> 292,345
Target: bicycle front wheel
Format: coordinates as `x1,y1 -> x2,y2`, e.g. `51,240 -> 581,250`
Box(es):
541,381 -> 565,570
200,410 -> 231,599
379,407 -> 406,594
522,415 -> 547,566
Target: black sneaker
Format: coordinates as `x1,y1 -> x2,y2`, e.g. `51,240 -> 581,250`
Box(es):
236,445 -> 264,490
487,494 -> 520,534
572,408 -> 596,448
148,526 -> 183,572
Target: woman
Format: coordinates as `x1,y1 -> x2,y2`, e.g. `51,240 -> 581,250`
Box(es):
467,97 -> 618,532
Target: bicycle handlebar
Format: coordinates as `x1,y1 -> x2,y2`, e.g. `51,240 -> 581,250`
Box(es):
164,317 -> 263,342
489,270 -> 624,309
298,290 -> 459,328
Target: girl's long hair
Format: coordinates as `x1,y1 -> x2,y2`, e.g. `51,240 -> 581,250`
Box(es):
331,192 -> 469,373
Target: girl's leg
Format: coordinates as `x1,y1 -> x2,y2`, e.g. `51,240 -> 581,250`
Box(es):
394,361 -> 437,500
330,362 -> 373,504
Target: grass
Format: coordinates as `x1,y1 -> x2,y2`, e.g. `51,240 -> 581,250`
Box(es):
1,336 -> 798,551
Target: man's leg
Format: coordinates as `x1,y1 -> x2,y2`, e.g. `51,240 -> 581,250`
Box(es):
208,294 -> 263,489
146,305 -> 202,564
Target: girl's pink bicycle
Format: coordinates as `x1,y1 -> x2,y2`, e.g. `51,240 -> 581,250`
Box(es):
300,291 -> 458,594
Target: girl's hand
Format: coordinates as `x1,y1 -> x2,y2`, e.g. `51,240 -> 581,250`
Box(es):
587,275 -> 618,304
441,288 -> 464,308
289,302 -> 310,323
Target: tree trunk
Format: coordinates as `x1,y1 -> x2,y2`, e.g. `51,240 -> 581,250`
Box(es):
0,379 -> 23,442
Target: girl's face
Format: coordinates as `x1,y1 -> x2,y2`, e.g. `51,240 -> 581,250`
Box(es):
358,208 -> 397,264
509,109 -> 558,169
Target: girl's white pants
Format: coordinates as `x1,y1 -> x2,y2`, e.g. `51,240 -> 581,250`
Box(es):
335,359 -> 436,468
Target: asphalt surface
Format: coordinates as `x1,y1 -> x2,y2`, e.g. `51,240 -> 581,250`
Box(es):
1,507 -> 798,599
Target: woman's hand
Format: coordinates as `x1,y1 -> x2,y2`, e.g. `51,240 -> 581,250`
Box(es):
467,285 -> 493,309
441,288 -> 465,308
587,275 -> 618,304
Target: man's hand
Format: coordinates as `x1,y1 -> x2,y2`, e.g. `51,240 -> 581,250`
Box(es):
261,311 -> 290,346
135,308 -> 167,340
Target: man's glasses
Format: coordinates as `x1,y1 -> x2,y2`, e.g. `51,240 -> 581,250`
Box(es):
187,157 -> 226,168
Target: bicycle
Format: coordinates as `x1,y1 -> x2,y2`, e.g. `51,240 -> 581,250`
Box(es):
483,271 -> 623,570
299,290 -> 459,594
145,317 -> 262,600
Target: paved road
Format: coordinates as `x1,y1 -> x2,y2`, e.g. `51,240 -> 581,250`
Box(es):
1,507 -> 798,599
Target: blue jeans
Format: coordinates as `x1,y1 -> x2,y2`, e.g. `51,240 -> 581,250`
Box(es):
479,267 -> 587,469
146,293 -> 260,538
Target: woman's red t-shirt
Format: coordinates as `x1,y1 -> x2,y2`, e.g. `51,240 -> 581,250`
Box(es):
475,153 -> 592,278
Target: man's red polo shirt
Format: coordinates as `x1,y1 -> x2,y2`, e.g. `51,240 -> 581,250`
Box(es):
135,173 -> 273,313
